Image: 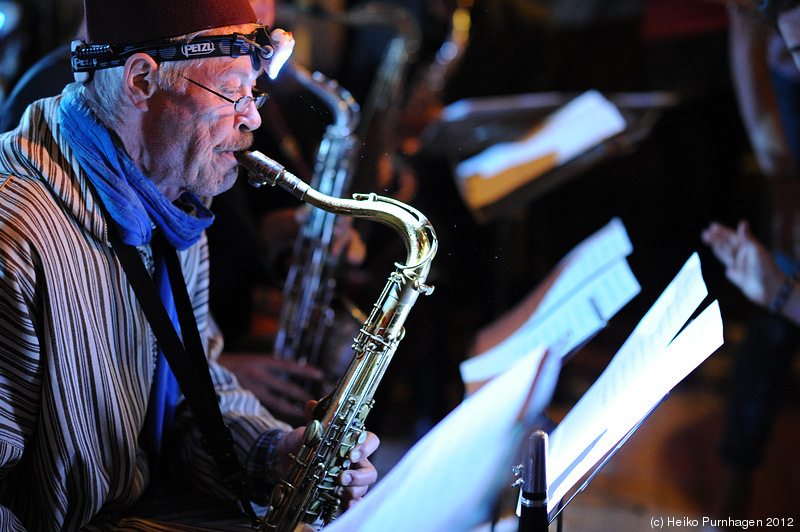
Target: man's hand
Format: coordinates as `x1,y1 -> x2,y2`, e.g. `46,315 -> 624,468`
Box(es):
274,423 -> 380,509
218,353 -> 324,420
336,430 -> 380,509
701,220 -> 785,306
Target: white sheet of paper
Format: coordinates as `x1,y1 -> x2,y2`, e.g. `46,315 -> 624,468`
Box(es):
534,217 -> 634,322
459,218 -> 639,385
460,260 -> 639,384
455,90 -> 627,181
546,253 -> 723,513
323,347 -> 562,532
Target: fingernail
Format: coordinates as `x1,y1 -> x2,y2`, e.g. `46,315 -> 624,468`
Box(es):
341,473 -> 352,486
350,450 -> 361,462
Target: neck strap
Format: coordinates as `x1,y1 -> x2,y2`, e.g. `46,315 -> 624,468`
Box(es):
109,226 -> 259,526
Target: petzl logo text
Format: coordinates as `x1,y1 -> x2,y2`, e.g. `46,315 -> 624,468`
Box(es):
182,42 -> 215,57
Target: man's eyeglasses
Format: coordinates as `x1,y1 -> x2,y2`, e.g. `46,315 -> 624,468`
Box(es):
183,77 -> 268,113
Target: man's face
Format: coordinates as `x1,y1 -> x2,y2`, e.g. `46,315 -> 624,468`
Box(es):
778,6 -> 800,72
142,55 -> 262,200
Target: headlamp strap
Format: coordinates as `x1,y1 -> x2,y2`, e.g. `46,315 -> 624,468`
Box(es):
71,30 -> 274,82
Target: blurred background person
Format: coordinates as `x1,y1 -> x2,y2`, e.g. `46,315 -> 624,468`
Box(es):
702,0 -> 800,524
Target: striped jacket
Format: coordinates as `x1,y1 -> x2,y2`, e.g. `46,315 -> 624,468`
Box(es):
0,93 -> 290,530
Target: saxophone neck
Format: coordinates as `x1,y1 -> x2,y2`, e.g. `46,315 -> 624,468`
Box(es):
237,150 -> 437,282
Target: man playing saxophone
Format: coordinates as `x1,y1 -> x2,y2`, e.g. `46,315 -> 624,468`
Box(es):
0,0 -> 379,528
213,0 -> 371,423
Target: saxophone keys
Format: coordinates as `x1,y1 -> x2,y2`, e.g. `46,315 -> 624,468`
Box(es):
307,499 -> 324,514
303,420 -> 323,446
337,444 -> 351,460
268,484 -> 286,508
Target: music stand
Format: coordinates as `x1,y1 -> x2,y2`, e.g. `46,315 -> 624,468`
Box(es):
418,91 -> 679,223
516,394 -> 669,532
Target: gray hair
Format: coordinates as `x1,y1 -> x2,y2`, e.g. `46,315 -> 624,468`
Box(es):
78,61 -> 192,130
78,23 -> 259,131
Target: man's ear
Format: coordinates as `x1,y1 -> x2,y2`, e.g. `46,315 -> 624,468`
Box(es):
123,53 -> 160,110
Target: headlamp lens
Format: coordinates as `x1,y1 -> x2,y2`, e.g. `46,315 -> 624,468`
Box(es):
244,27 -> 274,70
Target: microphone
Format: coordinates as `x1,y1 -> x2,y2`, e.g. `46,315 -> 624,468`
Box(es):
518,430 -> 549,532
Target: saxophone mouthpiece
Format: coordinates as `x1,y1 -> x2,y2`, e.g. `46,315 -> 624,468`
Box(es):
233,150 -> 252,166
236,150 -> 282,188
237,150 -> 310,200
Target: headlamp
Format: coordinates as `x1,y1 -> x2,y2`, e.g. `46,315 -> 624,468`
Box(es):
71,26 -> 274,82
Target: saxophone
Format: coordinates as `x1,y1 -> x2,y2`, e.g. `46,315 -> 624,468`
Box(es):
277,1 -> 421,193
235,150 -> 438,532
273,63 -> 360,377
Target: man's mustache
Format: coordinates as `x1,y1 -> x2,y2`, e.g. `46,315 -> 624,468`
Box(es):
226,132 -> 254,153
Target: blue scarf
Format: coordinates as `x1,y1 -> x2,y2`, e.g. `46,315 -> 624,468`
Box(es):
57,90 -> 214,250
58,90 -> 214,464
143,246 -> 184,467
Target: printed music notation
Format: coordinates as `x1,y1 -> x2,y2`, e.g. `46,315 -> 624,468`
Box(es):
546,253 -> 723,514
460,217 -> 639,393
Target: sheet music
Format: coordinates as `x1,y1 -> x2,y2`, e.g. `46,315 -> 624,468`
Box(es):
323,348 -> 562,532
459,218 -> 639,387
546,253 -> 724,513
321,251 -> 723,530
534,217 -> 633,321
460,260 -> 638,386
454,90 -> 627,209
